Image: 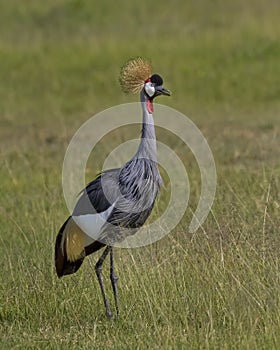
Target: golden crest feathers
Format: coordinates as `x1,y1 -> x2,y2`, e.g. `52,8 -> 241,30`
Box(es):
119,57 -> 151,94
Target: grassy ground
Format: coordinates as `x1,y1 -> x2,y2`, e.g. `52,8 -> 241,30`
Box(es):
0,0 -> 279,348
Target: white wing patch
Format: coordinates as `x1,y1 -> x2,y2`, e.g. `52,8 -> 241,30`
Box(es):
73,203 -> 115,245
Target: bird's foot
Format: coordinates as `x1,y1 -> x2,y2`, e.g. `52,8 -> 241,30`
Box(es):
106,310 -> 113,319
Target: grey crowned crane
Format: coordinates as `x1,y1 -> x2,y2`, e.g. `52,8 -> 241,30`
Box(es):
55,57 -> 171,318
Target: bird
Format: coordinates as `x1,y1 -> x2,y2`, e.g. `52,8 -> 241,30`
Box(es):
55,57 -> 171,318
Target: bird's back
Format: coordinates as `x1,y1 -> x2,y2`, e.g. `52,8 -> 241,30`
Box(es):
73,158 -> 162,246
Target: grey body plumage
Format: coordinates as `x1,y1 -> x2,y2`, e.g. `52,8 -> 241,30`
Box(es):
55,67 -> 171,318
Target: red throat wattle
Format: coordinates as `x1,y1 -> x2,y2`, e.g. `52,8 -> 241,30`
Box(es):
146,100 -> 154,114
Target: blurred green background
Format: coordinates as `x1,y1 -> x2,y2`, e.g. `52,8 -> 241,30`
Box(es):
0,1 -> 279,349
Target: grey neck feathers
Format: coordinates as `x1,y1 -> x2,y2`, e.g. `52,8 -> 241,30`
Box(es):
135,90 -> 157,162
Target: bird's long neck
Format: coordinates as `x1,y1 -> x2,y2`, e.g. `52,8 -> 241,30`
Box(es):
136,90 -> 157,162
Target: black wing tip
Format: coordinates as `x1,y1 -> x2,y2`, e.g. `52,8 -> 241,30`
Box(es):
56,259 -> 84,277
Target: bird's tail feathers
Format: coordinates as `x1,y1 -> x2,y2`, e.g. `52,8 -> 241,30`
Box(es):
62,217 -> 86,262
55,216 -> 85,277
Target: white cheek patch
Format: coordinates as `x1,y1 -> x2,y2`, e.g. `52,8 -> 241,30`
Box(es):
144,83 -> 155,97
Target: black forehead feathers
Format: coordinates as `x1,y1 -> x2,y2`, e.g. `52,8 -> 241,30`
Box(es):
150,74 -> 163,86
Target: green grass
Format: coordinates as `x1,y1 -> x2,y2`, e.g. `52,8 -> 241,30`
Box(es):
0,0 -> 280,348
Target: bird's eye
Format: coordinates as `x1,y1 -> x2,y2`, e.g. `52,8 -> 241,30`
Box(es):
144,82 -> 155,97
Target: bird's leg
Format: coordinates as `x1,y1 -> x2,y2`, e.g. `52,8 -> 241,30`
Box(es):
109,246 -> 119,315
95,246 -> 112,318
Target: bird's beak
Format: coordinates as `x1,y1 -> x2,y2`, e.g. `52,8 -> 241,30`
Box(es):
155,86 -> 171,97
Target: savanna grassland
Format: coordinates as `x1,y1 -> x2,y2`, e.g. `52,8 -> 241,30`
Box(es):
0,1 -> 279,349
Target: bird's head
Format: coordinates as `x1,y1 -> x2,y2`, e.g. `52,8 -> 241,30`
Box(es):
143,74 -> 171,113
144,74 -> 171,99
119,57 -> 171,113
